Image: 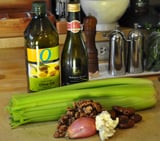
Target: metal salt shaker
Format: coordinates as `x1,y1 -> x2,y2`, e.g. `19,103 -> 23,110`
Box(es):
127,23 -> 144,73
108,25 -> 126,76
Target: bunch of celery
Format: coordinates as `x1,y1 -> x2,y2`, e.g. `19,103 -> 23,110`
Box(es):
7,77 -> 157,128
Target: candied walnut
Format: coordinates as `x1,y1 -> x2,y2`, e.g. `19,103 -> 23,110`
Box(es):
53,99 -> 103,138
83,105 -> 93,114
58,125 -> 68,132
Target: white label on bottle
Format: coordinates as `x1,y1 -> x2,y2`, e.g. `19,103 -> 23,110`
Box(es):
67,20 -> 80,33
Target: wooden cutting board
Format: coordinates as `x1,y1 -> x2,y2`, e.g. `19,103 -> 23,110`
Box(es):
0,47 -> 160,141
0,81 -> 160,141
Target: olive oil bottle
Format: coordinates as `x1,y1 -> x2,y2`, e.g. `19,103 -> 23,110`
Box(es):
24,1 -> 60,92
61,2 -> 88,85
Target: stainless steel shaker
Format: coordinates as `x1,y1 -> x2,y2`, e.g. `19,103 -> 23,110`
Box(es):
108,25 -> 126,76
127,23 -> 144,73
56,0 -> 68,20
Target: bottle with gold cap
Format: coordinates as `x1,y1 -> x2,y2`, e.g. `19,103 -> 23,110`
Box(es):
24,1 -> 60,92
61,2 -> 88,85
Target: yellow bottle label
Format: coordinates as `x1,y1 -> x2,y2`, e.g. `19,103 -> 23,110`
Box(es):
27,46 -> 59,62
26,46 -> 60,91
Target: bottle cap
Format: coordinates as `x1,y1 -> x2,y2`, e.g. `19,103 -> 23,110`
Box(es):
32,1 -> 46,14
67,3 -> 80,12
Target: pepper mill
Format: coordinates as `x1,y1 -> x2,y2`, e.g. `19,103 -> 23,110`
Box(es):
83,15 -> 99,74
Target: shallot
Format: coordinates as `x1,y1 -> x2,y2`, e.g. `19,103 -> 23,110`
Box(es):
66,117 -> 97,139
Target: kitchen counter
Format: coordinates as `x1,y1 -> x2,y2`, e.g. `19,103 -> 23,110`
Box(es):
0,47 -> 160,141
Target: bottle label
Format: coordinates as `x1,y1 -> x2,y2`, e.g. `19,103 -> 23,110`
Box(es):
67,20 -> 81,33
26,46 -> 60,91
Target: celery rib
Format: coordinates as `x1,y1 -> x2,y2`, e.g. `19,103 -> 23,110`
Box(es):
7,77 -> 157,128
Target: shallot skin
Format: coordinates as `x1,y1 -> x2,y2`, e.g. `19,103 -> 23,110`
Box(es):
66,117 -> 97,139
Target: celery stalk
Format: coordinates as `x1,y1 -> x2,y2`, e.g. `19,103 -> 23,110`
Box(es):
7,77 -> 157,128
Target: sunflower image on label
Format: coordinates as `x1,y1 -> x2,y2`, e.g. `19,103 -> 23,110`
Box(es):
27,46 -> 60,91
67,20 -> 81,33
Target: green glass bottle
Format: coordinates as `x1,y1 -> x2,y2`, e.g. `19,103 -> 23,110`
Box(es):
24,1 -> 60,92
61,2 -> 88,85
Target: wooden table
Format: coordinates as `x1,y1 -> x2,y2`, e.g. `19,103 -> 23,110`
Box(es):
0,47 -> 160,141
0,47 -> 27,94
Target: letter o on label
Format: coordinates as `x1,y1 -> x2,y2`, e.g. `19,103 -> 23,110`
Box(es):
40,49 -> 51,62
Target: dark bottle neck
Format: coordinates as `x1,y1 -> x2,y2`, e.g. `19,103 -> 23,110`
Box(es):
32,12 -> 47,19
67,11 -> 81,22
66,11 -> 81,34
32,1 -> 47,18
130,0 -> 149,15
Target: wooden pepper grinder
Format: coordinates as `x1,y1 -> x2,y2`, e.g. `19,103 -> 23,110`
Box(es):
83,15 -> 99,75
